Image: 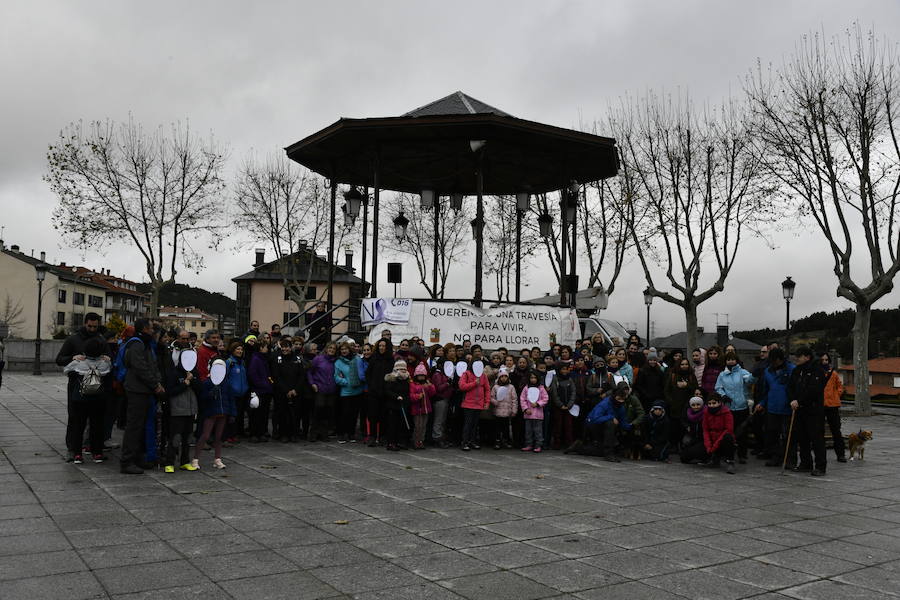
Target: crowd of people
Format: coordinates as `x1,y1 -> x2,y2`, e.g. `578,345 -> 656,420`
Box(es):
56,313 -> 846,477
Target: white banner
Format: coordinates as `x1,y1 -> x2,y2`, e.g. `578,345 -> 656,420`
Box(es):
360,298 -> 413,327
366,300 -> 579,349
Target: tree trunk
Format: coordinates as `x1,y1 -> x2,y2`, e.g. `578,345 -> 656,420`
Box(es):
149,281 -> 162,319
684,302 -> 699,356
852,303 -> 873,416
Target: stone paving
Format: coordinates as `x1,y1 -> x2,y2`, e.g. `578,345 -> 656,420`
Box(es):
2,373 -> 900,599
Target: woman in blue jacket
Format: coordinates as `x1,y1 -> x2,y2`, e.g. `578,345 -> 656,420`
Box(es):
715,351 -> 755,463
225,342 -> 250,440
334,342 -> 365,442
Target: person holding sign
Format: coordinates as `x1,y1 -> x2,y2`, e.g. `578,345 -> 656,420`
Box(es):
519,372 -> 549,453
458,360 -> 490,451
490,368 -> 517,449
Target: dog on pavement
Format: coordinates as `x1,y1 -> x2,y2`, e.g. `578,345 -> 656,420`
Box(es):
847,430 -> 873,461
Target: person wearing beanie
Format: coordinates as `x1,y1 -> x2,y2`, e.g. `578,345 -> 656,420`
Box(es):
642,401 -> 670,462
458,360 -> 491,451
702,393 -> 737,474
680,395 -> 708,464
409,363 -> 435,449
383,358 -> 411,450
490,367 -> 518,449
633,351 -> 666,412
787,346 -> 828,476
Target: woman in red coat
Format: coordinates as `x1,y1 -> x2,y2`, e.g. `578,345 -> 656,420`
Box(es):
458,363 -> 491,451
703,393 -> 737,474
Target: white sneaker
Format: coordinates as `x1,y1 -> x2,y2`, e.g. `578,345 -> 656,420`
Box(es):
190,458 -> 201,470
213,458 -> 226,469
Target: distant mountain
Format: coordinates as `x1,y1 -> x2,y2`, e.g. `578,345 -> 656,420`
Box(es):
734,307 -> 900,358
137,282 -> 235,317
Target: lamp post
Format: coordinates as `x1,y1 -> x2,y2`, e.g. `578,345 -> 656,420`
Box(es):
782,276 -> 795,352
538,211 -> 553,238
33,263 -> 48,376
515,192 -> 530,302
393,210 -> 409,242
567,182 -> 579,307
643,287 -> 653,346
429,191 -> 439,299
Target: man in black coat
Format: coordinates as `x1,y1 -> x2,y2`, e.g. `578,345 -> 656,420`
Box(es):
788,346 -> 829,476
56,312 -> 108,459
120,318 -> 164,474
271,338 -> 308,442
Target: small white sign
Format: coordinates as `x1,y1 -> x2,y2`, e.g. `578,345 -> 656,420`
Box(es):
527,387 -> 540,405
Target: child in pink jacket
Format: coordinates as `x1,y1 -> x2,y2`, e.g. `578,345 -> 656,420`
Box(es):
409,364 -> 436,450
519,371 -> 549,453
490,368 -> 518,449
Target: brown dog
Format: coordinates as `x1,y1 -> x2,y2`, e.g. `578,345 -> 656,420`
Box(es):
847,430 -> 873,461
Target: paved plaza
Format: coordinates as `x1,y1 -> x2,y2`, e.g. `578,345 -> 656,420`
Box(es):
2,373 -> 900,599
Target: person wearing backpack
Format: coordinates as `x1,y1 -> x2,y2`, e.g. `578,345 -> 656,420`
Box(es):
120,318 -> 164,474
62,337 -> 112,464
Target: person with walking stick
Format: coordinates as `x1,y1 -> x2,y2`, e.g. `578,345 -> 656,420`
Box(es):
755,348 -> 797,468
787,347 -> 829,476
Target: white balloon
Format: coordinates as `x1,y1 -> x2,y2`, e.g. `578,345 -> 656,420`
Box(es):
568,404 -> 580,417
210,359 -> 227,385
545,371 -> 555,387
249,392 -> 260,409
527,387 -> 540,405
455,361 -> 467,377
443,361 -> 455,378
180,349 -> 198,372
472,360 -> 484,377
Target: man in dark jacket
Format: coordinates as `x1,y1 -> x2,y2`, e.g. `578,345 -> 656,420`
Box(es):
120,318 -> 164,474
272,338 -> 308,442
788,346 -> 828,476
56,313 -> 107,460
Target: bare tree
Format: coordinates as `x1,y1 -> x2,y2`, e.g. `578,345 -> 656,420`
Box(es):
45,118 -> 227,315
524,181 -> 634,302
232,154 -> 354,317
379,193 -> 471,299
747,26 -> 900,415
483,195 -> 541,301
0,294 -> 25,338
612,91 -> 769,353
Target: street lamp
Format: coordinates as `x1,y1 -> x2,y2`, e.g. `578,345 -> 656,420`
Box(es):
393,210 -> 409,242
643,287 -> 653,346
538,211 -> 553,238
782,276 -> 795,352
450,193 -> 463,212
33,263 -> 49,376
470,217 -> 484,240
343,186 -> 363,220
515,192 -> 530,302
420,189 -> 435,211
341,203 -> 356,229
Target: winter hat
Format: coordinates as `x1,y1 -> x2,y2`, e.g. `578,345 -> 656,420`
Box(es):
393,359 -> 407,372
414,363 -> 428,377
647,351 -> 659,360
650,401 -> 667,415
689,397 -> 704,409
498,367 -> 509,376
244,334 -> 258,344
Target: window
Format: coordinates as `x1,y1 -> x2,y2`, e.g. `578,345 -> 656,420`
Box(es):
56,312 -> 65,326
200,321 -> 206,327
283,312 -> 300,326
73,292 -> 85,306
57,289 -> 67,303
88,295 -> 103,308
306,286 -> 317,300
192,320 -> 197,327
894,376 -> 900,388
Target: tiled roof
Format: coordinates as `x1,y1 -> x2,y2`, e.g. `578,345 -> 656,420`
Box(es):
232,249 -> 367,286
839,357 -> 900,374
404,91 -> 511,118
650,331 -> 760,351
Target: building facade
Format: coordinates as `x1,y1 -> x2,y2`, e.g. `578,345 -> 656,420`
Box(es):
232,248 -> 369,340
158,306 -> 219,337
838,357 -> 900,402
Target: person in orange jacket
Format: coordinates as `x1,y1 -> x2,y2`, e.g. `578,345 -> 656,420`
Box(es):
821,352 -> 846,462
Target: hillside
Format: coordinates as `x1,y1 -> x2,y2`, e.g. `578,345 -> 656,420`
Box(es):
735,307 -> 900,358
137,282 -> 236,317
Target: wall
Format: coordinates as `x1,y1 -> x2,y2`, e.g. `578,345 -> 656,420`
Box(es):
1,339 -> 65,371
0,252 -> 59,340
250,281 -> 352,337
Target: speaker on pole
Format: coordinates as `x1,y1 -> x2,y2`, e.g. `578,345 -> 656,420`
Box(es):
387,262 -> 402,284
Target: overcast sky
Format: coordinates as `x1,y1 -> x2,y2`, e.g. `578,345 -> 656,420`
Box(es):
3,1 -> 900,338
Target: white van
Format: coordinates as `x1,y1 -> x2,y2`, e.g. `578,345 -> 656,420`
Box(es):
578,315 -> 631,349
